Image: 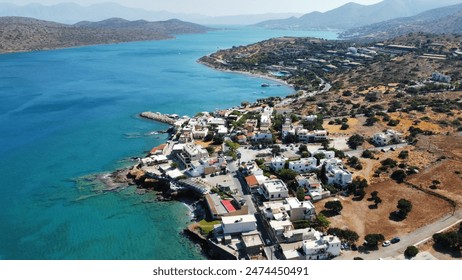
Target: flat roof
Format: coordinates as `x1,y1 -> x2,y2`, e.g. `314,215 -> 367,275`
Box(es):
263,179 -> 288,193
222,214 -> 256,225
205,193 -> 228,216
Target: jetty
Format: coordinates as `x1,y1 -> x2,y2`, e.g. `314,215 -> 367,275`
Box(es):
140,112 -> 177,125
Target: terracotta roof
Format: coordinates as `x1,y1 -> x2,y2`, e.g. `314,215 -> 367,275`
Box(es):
150,144 -> 167,155
245,175 -> 259,187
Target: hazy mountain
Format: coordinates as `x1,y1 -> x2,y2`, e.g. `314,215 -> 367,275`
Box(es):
0,16 -> 211,53
193,13 -> 303,25
0,2 -> 202,24
340,3 -> 462,39
255,0 -> 462,30
0,2 -> 302,25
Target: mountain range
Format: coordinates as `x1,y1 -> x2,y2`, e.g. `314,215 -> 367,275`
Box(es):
340,3 -> 462,39
255,0 -> 462,30
0,2 -> 302,25
0,17 -> 211,54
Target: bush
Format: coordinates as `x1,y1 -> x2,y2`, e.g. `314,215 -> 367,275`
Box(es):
347,134 -> 365,150
340,123 -> 350,130
404,246 -> 419,258
364,234 -> 385,249
325,200 -> 343,215
391,170 -> 407,183
362,150 -> 373,158
398,150 -> 409,159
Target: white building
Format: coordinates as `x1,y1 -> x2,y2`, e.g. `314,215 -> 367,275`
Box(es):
285,197 -> 316,221
372,130 -> 403,146
296,174 -> 328,201
261,179 -> 289,201
262,197 -> 315,222
221,215 -> 257,235
270,156 -> 287,172
313,150 -> 335,159
252,132 -> 273,141
301,235 -> 341,260
325,160 -> 352,188
177,143 -> 209,167
431,72 -> 451,83
288,157 -> 318,173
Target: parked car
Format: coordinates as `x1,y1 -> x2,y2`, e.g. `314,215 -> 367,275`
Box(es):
382,240 -> 391,247
390,237 -> 401,244
265,239 -> 271,246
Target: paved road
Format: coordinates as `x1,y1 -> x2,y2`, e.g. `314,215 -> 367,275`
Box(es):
336,209 -> 462,260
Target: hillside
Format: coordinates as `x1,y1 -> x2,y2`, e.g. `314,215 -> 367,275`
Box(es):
340,4 -> 462,39
255,0 -> 462,30
0,17 -> 211,54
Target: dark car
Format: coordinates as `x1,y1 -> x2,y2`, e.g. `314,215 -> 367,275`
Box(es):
390,237 -> 400,244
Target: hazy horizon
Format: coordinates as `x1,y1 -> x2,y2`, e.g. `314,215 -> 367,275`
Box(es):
2,0 -> 384,17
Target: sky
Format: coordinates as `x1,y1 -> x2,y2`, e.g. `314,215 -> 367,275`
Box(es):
8,0 -> 385,16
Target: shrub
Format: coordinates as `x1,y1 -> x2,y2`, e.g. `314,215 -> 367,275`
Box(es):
391,170 -> 407,183
398,150 -> 409,159
404,246 -> 419,258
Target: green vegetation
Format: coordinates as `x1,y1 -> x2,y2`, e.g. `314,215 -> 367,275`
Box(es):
404,246 -> 419,258
197,220 -> 221,236
364,234 -> 385,250
361,149 -> 374,159
391,169 -> 407,183
327,228 -> 359,243
347,134 -> 365,150
398,150 -> 409,159
324,200 -> 343,215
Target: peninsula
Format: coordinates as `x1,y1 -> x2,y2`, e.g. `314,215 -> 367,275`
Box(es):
0,16 -> 212,54
109,32 -> 462,261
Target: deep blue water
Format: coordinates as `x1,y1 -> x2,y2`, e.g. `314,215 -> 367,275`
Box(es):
0,27 -> 337,260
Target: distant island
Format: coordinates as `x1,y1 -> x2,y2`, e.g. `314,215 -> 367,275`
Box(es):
0,16 -> 212,54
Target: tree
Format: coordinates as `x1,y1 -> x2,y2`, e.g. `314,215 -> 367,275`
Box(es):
397,199 -> 413,218
391,169 -> 407,183
398,150 -> 409,159
325,200 -> 343,215
347,134 -> 365,150
340,123 -> 349,130
213,135 -> 224,145
349,177 -> 368,197
404,246 -> 419,258
315,213 -> 330,230
278,169 -> 298,182
364,234 -> 385,249
296,188 -> 306,201
299,144 -> 308,154
361,149 -> 373,158
327,228 -> 359,243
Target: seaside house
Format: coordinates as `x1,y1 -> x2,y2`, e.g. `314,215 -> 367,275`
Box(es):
176,143 -> 209,168
312,150 -> 335,159
221,215 -> 257,235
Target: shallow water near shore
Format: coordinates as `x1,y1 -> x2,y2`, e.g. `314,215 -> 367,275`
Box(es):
0,27 -> 337,260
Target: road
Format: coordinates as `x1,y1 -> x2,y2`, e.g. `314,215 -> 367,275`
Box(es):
336,209 -> 462,260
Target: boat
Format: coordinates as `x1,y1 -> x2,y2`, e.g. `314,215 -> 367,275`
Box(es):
261,83 -> 270,87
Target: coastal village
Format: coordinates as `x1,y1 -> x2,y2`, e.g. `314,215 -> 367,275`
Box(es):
117,33 -> 462,261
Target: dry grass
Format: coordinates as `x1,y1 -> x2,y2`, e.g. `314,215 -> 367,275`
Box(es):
315,179 -> 453,243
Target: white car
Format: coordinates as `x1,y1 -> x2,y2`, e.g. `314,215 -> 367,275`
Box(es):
382,240 -> 391,247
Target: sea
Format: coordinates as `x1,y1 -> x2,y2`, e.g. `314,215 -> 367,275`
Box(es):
0,27 -> 337,260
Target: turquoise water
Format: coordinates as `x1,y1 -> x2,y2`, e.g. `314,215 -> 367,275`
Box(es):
0,27 -> 337,260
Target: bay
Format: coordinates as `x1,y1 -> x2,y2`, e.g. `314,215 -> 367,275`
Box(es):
0,27 -> 337,260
